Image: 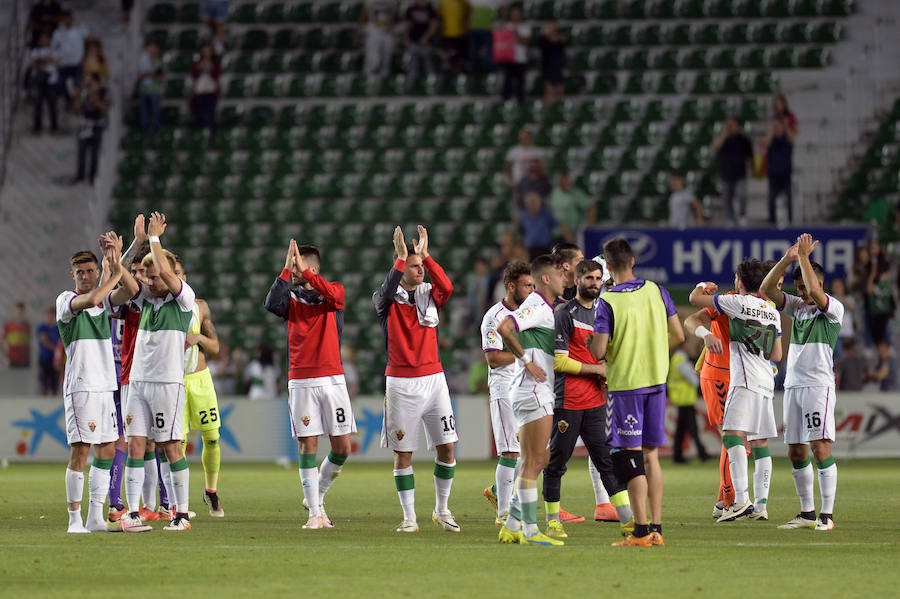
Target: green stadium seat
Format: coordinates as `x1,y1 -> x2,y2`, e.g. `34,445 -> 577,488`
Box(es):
241,29 -> 269,51
752,71 -> 778,93
611,25 -> 633,46
691,72 -> 719,94
626,49 -> 650,70
622,0 -> 646,18
708,97 -> 739,122
739,98 -> 767,122
595,0 -> 618,18
651,0 -> 676,17
753,23 -> 779,44
712,48 -> 738,69
722,71 -> 750,93
813,22 -> 842,42
653,49 -> 680,70
785,23 -> 812,43
273,28 -> 302,50
226,52 -> 254,73
725,22 -> 750,44
261,2 -> 287,22
231,2 -> 259,23
823,0 -> 853,16
262,53 -> 287,73
593,49 -> 621,71
179,3 -> 200,22
566,0 -> 590,19
677,98 -> 703,123
709,0 -> 737,17
742,47 -> 767,68
770,47 -> 796,68
289,1 -> 313,22
644,99 -> 671,122
529,0 -> 557,19
177,28 -> 201,51
678,0 -> 707,17
146,29 -> 170,50
683,48 -> 709,69
165,51 -> 194,74
696,24 -> 722,45
669,24 -> 692,45
637,25 -> 662,46
765,0 -> 792,17
148,3 -> 176,23
315,0 -> 342,21
178,129 -> 208,152
799,47 -> 830,68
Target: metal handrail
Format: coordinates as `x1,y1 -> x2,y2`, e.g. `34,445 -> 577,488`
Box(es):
0,0 -> 28,193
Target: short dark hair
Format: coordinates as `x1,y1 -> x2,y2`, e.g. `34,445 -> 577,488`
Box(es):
791,261 -> 825,283
552,241 -> 582,265
502,261 -> 531,287
531,254 -> 563,279
297,244 -> 321,266
736,258 -> 767,293
762,259 -> 777,272
70,250 -> 98,268
602,238 -> 633,272
133,247 -> 150,266
394,242 -> 417,261
575,259 -> 604,279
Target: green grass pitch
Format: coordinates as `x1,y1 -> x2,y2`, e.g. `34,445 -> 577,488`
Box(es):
1,459 -> 898,598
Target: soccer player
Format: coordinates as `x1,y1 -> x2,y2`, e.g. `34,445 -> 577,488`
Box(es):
544,260 -> 633,539
174,256 -> 224,518
57,241 -> 138,533
121,212 -> 196,532
551,242 -> 583,302
496,254 -> 567,547
265,239 -> 356,529
480,261 -> 534,525
761,234 -> 843,531
590,238 -> 684,547
374,226 -> 458,533
689,258 -> 783,523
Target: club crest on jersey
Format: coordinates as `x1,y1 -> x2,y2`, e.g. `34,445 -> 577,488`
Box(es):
557,420 -> 569,434
395,429 -> 405,441
624,414 -> 638,428
126,413 -> 133,426
302,415 -> 311,426
88,421 -> 96,432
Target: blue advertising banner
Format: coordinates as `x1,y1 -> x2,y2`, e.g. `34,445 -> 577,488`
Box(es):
583,227 -> 867,285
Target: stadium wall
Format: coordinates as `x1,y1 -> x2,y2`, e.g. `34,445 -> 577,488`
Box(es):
3,393 -> 898,462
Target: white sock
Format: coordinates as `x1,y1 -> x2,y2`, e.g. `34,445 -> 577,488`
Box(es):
87,466 -> 110,524
588,458 -> 610,504
495,459 -> 517,516
505,494 -> 522,532
726,445 -> 749,505
317,456 -> 343,503
817,462 -> 837,514
791,460 -> 815,512
171,467 -> 190,514
299,466 -> 320,514
67,508 -> 84,529
752,456 -> 772,511
159,461 -> 173,507
519,484 -> 539,536
142,460 -> 158,511
393,466 -> 416,521
125,466 -> 144,513
65,467 -> 84,504
433,460 -> 455,513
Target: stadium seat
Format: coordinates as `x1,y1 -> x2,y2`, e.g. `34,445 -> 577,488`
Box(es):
179,3 -> 200,22
148,2 -> 176,23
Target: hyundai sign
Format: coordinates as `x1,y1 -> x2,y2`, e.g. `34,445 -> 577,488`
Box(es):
583,228 -> 866,285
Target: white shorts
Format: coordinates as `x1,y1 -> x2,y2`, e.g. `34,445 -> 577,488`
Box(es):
288,375 -> 357,438
125,381 -> 186,442
65,391 -> 118,445
382,373 -> 458,452
490,396 -> 520,454
783,386 -> 836,444
722,386 -> 777,440
511,385 -> 554,428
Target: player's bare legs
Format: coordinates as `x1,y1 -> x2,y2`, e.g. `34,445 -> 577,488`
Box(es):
643,446 -> 663,526
505,416 -> 552,539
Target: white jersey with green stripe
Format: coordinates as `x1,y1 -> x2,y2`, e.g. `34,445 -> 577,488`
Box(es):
56,290 -> 118,395
183,302 -> 202,375
130,281 -> 196,384
712,293 -> 782,395
781,292 -> 843,389
506,291 -> 556,397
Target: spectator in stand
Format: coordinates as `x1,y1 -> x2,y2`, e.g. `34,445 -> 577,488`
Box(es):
501,5 -> 529,105
404,0 -> 439,87
245,344 -> 280,400
539,20 -> 567,109
71,73 -> 108,185
359,1 -> 399,78
863,239 -> 895,347
869,340 -> 898,391
202,0 -> 229,55
2,302 -> 31,368
26,0 -> 62,48
830,278 -> 856,359
438,0 -> 469,74
667,170 -> 704,230
764,116 -> 797,226
467,0 -> 498,78
208,342 -> 237,394
834,338 -> 866,391
548,171 -> 595,236
514,158 -> 552,209
51,10 -> 88,112
81,38 -> 109,84
190,43 -> 221,139
668,344 -> 711,463
466,255 -> 492,325
28,33 -> 60,136
36,307 -> 61,395
773,93 -> 798,137
121,0 -> 134,22
341,345 -> 360,400
711,116 -> 753,227
137,40 -> 165,133
504,126 -> 544,190
518,192 -> 569,259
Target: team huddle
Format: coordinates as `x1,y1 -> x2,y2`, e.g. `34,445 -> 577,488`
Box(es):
58,218 -> 841,542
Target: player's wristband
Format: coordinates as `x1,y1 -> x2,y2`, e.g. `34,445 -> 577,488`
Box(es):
149,236 -> 160,244
694,325 -> 712,339
517,353 -> 532,366
695,282 -> 707,289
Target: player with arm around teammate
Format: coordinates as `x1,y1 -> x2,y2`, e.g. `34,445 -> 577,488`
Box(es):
589,238 -> 685,547
480,261 -> 534,525
690,258 -> 783,524
374,226 -> 458,533
265,239 -> 356,529
58,239 -> 139,533
762,234 -> 842,531
496,254 -> 568,547
543,260 -> 634,539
